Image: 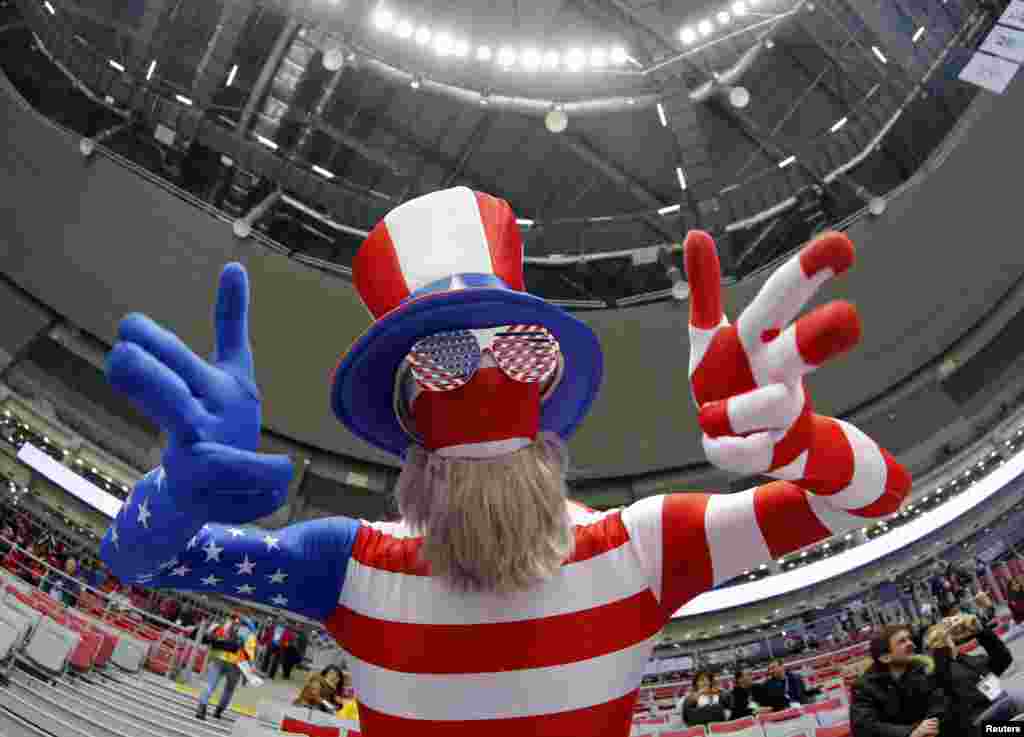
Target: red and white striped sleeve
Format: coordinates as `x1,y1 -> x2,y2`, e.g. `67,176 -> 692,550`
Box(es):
621,479 -> 893,619
769,414 -> 911,518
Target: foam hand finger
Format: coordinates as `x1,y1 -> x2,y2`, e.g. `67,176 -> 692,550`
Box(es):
757,301 -> 861,383
702,431 -> 780,475
214,263 -> 255,382
736,232 -> 855,352
169,443 -> 294,493
119,312 -> 220,397
685,230 -> 727,338
698,383 -> 805,438
106,342 -> 204,444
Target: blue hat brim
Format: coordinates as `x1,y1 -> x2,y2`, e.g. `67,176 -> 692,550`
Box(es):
331,288 -> 603,459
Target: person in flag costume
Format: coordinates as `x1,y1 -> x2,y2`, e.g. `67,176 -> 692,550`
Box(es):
101,186 -> 910,736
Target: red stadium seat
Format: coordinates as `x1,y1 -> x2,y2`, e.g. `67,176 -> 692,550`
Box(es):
661,729 -> 707,737
815,724 -> 851,737
708,717 -> 760,734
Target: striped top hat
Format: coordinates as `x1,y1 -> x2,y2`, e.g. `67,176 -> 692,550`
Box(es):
331,187 -> 603,459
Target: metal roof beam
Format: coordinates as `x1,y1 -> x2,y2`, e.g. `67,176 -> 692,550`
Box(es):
439,113 -> 494,189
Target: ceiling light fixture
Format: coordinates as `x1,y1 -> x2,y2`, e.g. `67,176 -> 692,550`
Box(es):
543,50 -> 560,69
912,26 -> 925,43
717,11 -> 732,24
656,102 -> 669,126
108,59 -> 125,73
476,45 -> 492,61
545,105 -> 569,133
146,60 -> 157,81
434,32 -> 454,56
43,0 -> 55,14
698,20 -> 714,36
680,27 -> 697,44
395,20 -> 414,39
372,8 -> 395,31
610,46 -> 628,65
732,1 -> 748,15
728,85 -> 750,108
590,48 -> 608,67
497,47 -> 517,67
658,204 -> 681,215
410,75 -> 422,89
566,48 -> 587,72
871,45 -> 888,64
414,27 -> 432,45
778,155 -> 796,168
675,166 -> 688,192
522,48 -> 542,70
453,39 -> 469,57
829,116 -> 848,132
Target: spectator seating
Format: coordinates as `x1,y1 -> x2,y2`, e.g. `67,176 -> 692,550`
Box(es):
801,698 -> 847,726
759,708 -> 818,737
708,717 -> 762,735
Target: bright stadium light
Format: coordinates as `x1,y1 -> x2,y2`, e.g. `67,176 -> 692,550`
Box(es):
477,45 -> 492,61
497,47 -> 517,67
732,1 -> 748,15
415,27 -> 432,45
543,50 -> 560,68
717,11 -> 732,24
698,19 -> 714,36
372,8 -> 395,31
871,45 -> 888,63
590,48 -> 608,67
680,27 -> 697,44
395,20 -> 414,38
566,48 -> 586,71
453,39 -> 469,57
610,46 -> 628,65
521,48 -> 542,70
830,116 -> 848,132
434,32 -> 454,56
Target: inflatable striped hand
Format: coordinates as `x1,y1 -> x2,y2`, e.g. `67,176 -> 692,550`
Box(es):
685,230 -> 910,516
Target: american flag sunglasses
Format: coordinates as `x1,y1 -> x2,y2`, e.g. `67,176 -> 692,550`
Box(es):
406,325 -> 561,392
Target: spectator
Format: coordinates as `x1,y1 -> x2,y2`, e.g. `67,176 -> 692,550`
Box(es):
729,669 -> 756,719
753,659 -> 813,710
197,612 -> 257,721
293,665 -> 344,712
926,611 -> 1019,734
679,670 -> 732,726
850,624 -> 945,737
46,556 -> 81,607
263,618 -> 290,679
1007,578 -> 1024,625
281,626 -> 301,680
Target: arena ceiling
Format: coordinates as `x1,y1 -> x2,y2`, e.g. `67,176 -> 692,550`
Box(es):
0,0 -> 986,306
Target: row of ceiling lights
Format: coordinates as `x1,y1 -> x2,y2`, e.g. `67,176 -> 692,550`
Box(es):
371,7 -> 631,72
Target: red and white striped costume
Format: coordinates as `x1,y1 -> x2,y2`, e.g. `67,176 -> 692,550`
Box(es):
325,474 -> 897,737
315,230 -> 910,737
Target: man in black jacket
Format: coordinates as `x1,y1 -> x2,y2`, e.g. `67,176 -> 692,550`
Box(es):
851,624 -> 945,737
926,611 -> 1018,735
753,659 -> 815,711
730,669 -> 755,719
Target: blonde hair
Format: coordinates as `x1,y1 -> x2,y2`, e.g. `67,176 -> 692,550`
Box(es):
394,432 -> 574,595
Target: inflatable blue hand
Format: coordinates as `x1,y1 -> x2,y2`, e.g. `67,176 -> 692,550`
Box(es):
106,263 -> 293,524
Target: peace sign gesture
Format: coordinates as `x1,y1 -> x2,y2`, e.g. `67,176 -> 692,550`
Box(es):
106,264 -> 292,522
685,230 -> 861,476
